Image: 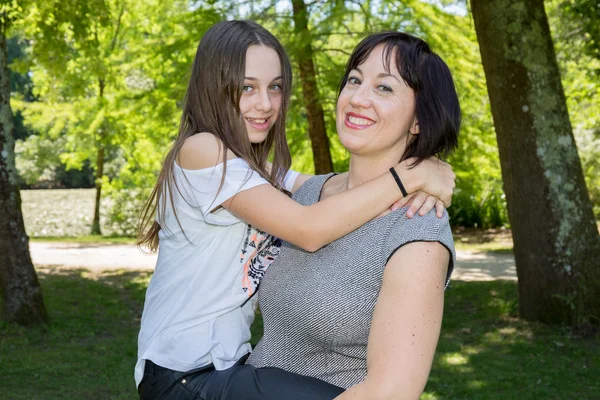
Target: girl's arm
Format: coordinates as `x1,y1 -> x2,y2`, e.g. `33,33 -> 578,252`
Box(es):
289,173 -> 312,193
334,242 -> 448,400
180,134 -> 454,251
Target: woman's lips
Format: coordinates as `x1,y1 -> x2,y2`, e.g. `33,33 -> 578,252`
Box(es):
344,112 -> 375,130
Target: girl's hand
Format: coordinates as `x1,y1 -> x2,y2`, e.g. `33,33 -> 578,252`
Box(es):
391,191 -> 445,218
395,157 -> 455,208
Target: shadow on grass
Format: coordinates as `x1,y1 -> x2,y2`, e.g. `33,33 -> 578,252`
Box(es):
0,268 -> 151,400
0,272 -> 598,399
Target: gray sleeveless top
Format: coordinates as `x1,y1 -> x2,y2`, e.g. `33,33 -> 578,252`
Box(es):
247,174 -> 456,388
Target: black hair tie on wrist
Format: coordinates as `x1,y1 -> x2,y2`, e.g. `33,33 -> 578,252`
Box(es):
389,167 -> 408,197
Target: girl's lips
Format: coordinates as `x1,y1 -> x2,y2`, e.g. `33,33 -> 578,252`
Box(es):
344,113 -> 375,130
246,116 -> 272,131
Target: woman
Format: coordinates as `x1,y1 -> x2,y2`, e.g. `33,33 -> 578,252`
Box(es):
246,31 -> 459,400
135,21 -> 455,399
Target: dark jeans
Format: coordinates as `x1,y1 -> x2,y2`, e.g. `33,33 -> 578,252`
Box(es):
138,356 -> 344,400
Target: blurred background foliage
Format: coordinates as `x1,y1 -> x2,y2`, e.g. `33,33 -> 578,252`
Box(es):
9,0 -> 599,235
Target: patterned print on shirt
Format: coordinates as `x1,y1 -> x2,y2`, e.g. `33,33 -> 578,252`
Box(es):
240,225 -> 282,297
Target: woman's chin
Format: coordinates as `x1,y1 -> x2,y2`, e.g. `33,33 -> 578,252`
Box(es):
338,134 -> 370,155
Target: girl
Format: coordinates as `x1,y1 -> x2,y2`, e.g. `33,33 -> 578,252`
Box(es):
135,20 -> 455,399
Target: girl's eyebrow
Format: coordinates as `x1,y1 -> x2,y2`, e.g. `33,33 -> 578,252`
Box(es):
244,76 -> 283,81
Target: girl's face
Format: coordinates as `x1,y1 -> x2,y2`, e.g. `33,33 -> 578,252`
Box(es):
336,44 -> 419,157
240,45 -> 283,144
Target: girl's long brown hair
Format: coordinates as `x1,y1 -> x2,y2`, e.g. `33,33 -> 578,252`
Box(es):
137,20 -> 293,251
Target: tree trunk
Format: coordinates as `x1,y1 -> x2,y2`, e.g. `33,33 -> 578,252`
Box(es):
291,0 -> 334,174
91,78 -> 105,236
471,0 -> 600,325
0,26 -> 47,325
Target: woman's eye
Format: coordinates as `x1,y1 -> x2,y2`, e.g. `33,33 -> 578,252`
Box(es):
243,85 -> 253,92
378,85 -> 393,92
348,76 -> 361,85
269,84 -> 282,91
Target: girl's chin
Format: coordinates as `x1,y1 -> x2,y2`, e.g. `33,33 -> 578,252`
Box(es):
247,130 -> 270,144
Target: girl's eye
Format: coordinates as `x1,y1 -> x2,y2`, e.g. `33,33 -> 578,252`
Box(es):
243,85 -> 253,92
348,76 -> 361,85
377,85 -> 393,93
269,84 -> 282,91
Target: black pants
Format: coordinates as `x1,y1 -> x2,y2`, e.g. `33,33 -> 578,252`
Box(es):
138,356 -> 344,400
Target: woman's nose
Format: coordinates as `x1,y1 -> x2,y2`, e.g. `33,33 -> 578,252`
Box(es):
349,86 -> 371,109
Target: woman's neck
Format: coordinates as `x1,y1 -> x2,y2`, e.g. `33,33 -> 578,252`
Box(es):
346,150 -> 404,190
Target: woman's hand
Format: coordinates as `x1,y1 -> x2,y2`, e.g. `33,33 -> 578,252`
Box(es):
393,157 -> 455,208
391,191 -> 445,218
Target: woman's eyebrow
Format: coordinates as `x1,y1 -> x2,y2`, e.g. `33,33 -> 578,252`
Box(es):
376,72 -> 402,83
354,67 -> 401,83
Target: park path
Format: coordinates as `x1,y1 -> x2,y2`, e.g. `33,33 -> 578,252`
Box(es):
29,241 -> 516,281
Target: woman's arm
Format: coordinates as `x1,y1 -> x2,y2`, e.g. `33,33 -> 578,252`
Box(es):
180,134 -> 454,251
334,242 -> 449,400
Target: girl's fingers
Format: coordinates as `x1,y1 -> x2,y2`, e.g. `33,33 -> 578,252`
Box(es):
391,196 -> 410,211
417,195 -> 438,216
406,191 -> 428,218
435,199 -> 445,218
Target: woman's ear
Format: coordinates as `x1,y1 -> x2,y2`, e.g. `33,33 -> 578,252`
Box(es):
409,118 -> 420,135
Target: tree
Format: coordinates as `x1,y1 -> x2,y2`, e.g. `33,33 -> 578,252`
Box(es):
0,0 -> 47,325
22,0 -> 119,235
548,0 -> 600,219
290,0 -> 333,174
470,0 -> 600,325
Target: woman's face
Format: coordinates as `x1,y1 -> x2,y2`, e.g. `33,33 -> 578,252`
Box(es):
336,44 -> 418,156
240,45 -> 283,144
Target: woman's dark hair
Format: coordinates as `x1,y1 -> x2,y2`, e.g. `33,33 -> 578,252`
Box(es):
138,20 -> 293,251
339,31 -> 460,163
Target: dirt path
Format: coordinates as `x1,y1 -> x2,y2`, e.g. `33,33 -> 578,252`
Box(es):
30,241 -> 517,281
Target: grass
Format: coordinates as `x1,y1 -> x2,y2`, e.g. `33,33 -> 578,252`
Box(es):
0,267 -> 150,400
453,227 -> 514,254
1,270 -> 598,399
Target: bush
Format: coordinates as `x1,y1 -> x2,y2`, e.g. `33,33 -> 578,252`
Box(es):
448,186 -> 509,229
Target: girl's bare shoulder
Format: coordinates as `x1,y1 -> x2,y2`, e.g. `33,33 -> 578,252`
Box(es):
179,132 -> 236,170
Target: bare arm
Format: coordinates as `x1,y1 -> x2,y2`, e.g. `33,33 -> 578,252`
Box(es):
265,161 -> 311,194
271,167 -> 449,217
180,134 -> 454,251
334,242 -> 449,400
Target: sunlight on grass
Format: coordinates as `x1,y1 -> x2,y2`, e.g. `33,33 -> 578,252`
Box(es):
442,352 -> 469,365
30,235 -> 135,244
461,345 -> 484,356
467,380 -> 486,389
453,228 -> 514,254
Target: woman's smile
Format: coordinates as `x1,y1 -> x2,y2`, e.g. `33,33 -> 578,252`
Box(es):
345,112 -> 376,129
